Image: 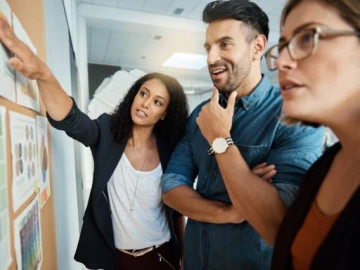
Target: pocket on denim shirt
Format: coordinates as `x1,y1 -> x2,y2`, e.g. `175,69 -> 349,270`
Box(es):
235,144 -> 268,168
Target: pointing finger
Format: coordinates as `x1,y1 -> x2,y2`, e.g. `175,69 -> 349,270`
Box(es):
210,87 -> 219,104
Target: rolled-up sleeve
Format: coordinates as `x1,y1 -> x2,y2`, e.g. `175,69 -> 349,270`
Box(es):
161,114 -> 198,193
272,183 -> 299,208
268,122 -> 323,207
161,173 -> 194,193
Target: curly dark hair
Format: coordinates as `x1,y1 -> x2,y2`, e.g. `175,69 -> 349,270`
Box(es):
202,0 -> 269,41
110,72 -> 189,151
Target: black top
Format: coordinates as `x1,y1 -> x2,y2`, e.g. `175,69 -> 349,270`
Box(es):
47,99 -> 180,270
271,142 -> 360,270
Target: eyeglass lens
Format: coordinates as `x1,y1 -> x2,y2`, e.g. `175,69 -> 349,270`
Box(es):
266,29 -> 316,70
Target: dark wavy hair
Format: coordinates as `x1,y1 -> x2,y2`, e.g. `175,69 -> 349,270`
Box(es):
110,72 -> 189,151
202,0 -> 269,41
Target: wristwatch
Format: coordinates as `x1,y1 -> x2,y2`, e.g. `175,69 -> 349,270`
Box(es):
208,137 -> 234,156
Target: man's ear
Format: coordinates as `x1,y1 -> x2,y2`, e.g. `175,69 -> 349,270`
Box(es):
252,34 -> 267,60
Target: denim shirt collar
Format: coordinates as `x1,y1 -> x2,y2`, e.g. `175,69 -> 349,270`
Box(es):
219,74 -> 271,111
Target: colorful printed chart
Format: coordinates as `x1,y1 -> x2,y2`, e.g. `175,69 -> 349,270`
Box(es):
14,196 -> 42,270
9,112 -> 39,211
36,116 -> 50,207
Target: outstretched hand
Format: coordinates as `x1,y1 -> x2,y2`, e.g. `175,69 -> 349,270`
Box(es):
196,88 -> 237,144
0,12 -> 50,81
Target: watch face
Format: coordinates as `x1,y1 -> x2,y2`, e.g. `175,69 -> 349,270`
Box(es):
212,138 -> 228,154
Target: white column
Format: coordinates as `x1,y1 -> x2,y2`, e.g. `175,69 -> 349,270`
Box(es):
43,0 -> 81,269
77,16 -> 94,207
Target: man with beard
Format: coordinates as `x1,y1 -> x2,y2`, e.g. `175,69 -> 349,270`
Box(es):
161,1 -> 323,269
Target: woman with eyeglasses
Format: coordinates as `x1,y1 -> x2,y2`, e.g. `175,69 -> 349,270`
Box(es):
265,0 -> 360,269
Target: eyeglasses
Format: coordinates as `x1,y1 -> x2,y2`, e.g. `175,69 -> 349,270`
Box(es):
265,26 -> 360,71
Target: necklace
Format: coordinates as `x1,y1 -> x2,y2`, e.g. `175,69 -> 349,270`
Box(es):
121,152 -> 148,212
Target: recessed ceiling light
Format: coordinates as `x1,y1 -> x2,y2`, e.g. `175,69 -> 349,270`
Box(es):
162,52 -> 207,70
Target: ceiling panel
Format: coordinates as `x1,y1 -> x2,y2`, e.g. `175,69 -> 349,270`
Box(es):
142,0 -> 174,14
92,0 -> 118,7
90,48 -> 106,62
107,31 -> 130,54
107,38 -> 128,52
104,53 -> 121,64
165,0 -> 199,17
91,28 -> 111,38
187,2 -> 207,20
137,36 -> 167,57
109,29 -> 131,40
90,36 -> 108,48
106,46 -> 125,58
122,32 -> 152,52
117,0 -> 146,9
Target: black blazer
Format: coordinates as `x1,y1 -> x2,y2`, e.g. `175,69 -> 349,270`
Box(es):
48,100 -> 180,270
271,142 -> 360,270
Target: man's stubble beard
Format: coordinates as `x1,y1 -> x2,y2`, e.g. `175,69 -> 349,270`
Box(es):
213,59 -> 251,95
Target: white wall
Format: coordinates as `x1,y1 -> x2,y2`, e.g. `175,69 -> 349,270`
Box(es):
187,91 -> 212,112
63,0 -> 79,59
43,0 -> 82,269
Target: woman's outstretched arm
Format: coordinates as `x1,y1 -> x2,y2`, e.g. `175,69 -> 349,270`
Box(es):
0,12 -> 73,120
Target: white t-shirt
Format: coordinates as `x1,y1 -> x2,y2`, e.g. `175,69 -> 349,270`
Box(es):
107,154 -> 171,250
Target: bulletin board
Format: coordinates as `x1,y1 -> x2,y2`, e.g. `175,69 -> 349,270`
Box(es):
0,0 -> 57,269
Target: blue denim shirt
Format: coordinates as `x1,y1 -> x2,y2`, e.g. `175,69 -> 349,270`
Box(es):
161,75 -> 323,270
